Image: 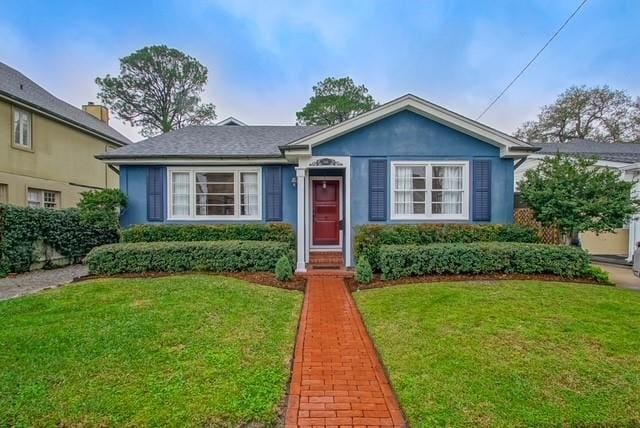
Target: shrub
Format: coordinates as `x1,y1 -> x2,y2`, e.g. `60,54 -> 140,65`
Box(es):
85,240 -> 294,275
355,224 -> 541,271
275,256 -> 294,281
0,205 -> 118,276
78,189 -> 127,229
379,242 -> 591,280
355,256 -> 373,284
121,223 -> 295,248
583,265 -> 613,285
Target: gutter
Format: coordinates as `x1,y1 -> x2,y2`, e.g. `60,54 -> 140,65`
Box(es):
0,91 -> 129,147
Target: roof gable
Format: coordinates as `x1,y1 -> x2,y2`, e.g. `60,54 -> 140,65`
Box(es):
0,61 -> 131,146
285,94 -> 536,158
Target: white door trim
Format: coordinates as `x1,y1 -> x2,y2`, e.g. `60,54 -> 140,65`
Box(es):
309,176 -> 343,251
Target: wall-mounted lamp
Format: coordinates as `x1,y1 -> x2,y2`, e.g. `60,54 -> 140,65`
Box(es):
291,176 -> 297,187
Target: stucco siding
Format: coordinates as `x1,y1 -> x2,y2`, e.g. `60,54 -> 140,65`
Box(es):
313,110 -> 514,226
118,111 -> 515,235
0,99 -> 119,208
119,164 -> 298,228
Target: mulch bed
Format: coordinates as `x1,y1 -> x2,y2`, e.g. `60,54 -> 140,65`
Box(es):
345,273 -> 607,292
74,271 -> 306,291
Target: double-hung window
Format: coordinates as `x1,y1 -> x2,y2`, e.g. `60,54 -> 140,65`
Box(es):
391,161 -> 468,220
168,167 -> 261,220
13,108 -> 32,149
27,188 -> 59,209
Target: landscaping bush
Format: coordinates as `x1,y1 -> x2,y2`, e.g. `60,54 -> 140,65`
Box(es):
583,265 -> 613,285
355,256 -> 373,284
379,242 -> 591,280
275,256 -> 294,281
0,205 -> 119,276
120,223 -> 295,248
85,241 -> 294,275
355,224 -> 541,271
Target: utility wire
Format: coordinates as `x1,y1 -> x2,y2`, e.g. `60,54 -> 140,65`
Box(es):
476,0 -> 589,120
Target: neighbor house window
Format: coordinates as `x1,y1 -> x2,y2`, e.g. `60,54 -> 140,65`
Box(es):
168,167 -> 261,220
27,188 -> 59,209
391,161 -> 468,220
0,184 -> 7,204
13,108 -> 32,149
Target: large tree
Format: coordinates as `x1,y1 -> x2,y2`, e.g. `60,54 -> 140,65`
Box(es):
96,45 -> 216,137
520,153 -> 638,242
515,85 -> 640,144
296,77 -> 378,126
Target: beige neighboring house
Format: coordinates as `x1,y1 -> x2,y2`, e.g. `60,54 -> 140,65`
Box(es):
0,61 -> 130,209
515,139 -> 640,261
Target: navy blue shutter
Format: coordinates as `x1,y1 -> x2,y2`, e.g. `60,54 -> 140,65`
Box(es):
369,159 -> 387,221
147,167 -> 164,221
264,166 -> 282,221
472,159 -> 491,221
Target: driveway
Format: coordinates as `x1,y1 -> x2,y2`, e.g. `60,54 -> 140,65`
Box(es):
594,263 -> 640,291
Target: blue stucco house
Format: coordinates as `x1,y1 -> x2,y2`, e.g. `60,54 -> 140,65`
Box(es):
98,94 -> 537,272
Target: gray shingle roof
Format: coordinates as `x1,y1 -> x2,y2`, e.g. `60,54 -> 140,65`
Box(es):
99,125 -> 324,159
0,61 -> 130,145
537,139 -> 640,163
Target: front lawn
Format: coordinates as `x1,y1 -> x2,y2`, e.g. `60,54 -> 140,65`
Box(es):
354,281 -> 640,427
0,275 -> 302,427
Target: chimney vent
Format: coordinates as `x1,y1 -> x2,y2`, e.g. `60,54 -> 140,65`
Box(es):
82,103 -> 109,125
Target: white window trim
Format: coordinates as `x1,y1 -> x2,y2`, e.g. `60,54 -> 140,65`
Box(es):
12,107 -> 32,150
26,188 -> 59,209
390,160 -> 470,221
167,166 -> 262,221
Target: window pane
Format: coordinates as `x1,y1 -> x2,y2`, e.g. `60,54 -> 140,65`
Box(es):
196,172 -> 235,216
13,110 -> 21,146
43,191 -> 58,209
172,172 -> 190,216
27,189 -> 42,208
432,165 -> 463,215
240,172 -> 258,216
22,112 -> 31,148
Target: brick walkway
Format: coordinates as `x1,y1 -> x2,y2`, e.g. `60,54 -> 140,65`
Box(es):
285,275 -> 405,427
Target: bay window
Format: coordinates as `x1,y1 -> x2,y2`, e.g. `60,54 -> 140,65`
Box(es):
391,161 -> 468,220
168,167 -> 261,220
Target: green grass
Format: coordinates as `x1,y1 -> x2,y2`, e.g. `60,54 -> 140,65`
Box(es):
0,275 -> 302,427
354,281 -> 640,427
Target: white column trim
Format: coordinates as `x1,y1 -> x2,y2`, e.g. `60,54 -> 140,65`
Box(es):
344,162 -> 352,267
295,167 -> 307,272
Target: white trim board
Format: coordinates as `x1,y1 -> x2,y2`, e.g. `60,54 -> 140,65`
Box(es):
166,166 -> 262,221
390,160 -> 470,221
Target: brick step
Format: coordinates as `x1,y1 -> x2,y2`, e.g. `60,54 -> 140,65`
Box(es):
309,252 -> 344,265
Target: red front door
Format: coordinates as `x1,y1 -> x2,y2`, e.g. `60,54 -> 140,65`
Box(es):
312,180 -> 340,246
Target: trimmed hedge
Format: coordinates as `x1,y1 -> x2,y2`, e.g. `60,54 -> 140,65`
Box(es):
379,242 -> 590,280
120,223 -> 295,247
0,205 -> 119,276
355,224 -> 540,270
85,241 -> 294,275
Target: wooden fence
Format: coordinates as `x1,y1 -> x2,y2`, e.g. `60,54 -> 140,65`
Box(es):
514,208 -> 562,245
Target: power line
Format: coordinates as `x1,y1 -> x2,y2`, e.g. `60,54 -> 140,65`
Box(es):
476,0 -> 589,120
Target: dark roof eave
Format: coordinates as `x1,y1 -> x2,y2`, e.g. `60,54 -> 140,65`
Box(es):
96,153 -> 286,161
509,146 -> 541,153
279,144 -> 310,151
0,90 -> 129,146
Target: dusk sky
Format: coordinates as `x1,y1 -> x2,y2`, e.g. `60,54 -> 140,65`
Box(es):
1,0 -> 637,142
